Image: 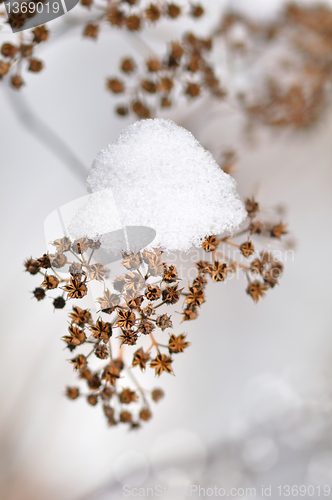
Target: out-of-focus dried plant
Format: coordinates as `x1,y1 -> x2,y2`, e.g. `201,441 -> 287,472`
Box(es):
217,4 -> 332,130
3,2 -> 332,130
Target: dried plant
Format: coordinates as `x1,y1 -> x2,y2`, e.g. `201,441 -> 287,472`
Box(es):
25,198 -> 287,429
107,32 -> 225,119
217,4 -> 332,130
3,2 -> 332,129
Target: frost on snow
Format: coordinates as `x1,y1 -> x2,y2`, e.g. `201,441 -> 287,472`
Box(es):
70,119 -> 246,252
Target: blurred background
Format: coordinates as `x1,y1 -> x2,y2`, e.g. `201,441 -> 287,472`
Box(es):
1,0 -> 332,498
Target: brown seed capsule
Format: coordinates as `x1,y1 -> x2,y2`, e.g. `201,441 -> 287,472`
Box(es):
80,0 -> 93,7
107,78 -> 124,93
24,258 -> 40,275
33,287 -> 46,301
163,264 -> 178,283
145,285 -> 161,301
246,281 -> 267,303
188,56 -> 201,72
41,274 -> 59,290
137,319 -> 155,335
191,5 -> 204,17
28,59 -> 43,73
132,100 -> 151,118
107,7 -> 124,26
116,106 -> 129,116
168,333 -> 190,353
249,221 -> 265,235
146,58 -> 161,72
119,388 -> 138,404
71,354 -> 87,371
0,61 -> 10,78
32,26 -> 49,43
53,296 -> 66,309
157,77 -> 174,93
151,388 -> 164,402
118,329 -> 138,346
156,314 -> 173,331
100,387 -> 114,400
89,319 -> 112,341
50,252 -> 67,268
185,83 -> 201,97
240,240 -> 255,257
270,222 -> 288,239
1,43 -> 18,58
161,97 -> 172,108
150,353 -> 174,376
181,309 -> 197,322
167,3 -> 181,18
162,284 -> 183,305
245,197 -> 259,217
8,12 -> 26,29
20,44 -> 33,58
61,278 -> 87,299
132,348 -> 150,371
38,254 -> 51,269
139,408 -> 152,421
125,15 -> 141,31
87,394 -> 98,406
88,374 -> 101,390
80,368 -> 91,380
95,344 -> 110,360
66,387 -> 79,400
120,411 -> 132,423
121,58 -> 135,73
171,42 -> 184,59
11,75 -> 24,89
145,4 -> 160,21
141,80 -> 157,93
84,24 -> 99,38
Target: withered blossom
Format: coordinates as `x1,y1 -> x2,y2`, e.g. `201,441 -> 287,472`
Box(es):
132,348 -> 150,371
150,354 -> 174,377
87,263 -> 109,282
61,278 -> 87,299
89,319 -> 112,341
168,333 -> 190,354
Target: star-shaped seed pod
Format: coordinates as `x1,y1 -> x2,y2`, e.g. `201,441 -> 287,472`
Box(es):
132,348 -> 150,371
69,306 -> 92,327
116,310 -> 136,329
61,278 -> 87,299
87,263 -> 109,282
150,354 -> 174,376
89,319 -> 112,341
96,289 -> 120,313
41,274 -> 59,290
168,333 -> 190,354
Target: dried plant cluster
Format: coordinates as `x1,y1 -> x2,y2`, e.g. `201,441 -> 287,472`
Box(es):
25,198 -> 287,429
0,25 -> 48,89
82,0 -> 204,38
108,3 -> 332,127
2,2 -> 332,128
107,32 -> 225,119
218,4 -> 332,130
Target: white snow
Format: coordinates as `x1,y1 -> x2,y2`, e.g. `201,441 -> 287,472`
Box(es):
77,119 -> 246,252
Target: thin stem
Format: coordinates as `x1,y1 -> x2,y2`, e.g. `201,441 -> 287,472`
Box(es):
126,365 -> 149,407
149,332 -> 161,354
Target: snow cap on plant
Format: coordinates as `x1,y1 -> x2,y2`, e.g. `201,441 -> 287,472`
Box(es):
73,119 -> 246,252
